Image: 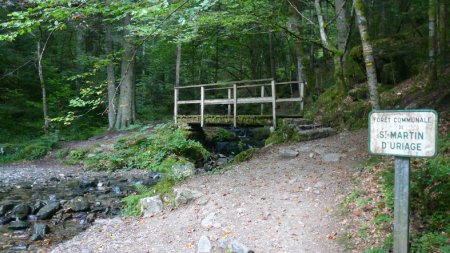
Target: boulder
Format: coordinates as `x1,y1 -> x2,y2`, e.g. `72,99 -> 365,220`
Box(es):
69,197 -> 90,212
30,223 -> 49,241
174,188 -> 203,207
13,204 -> 31,220
36,202 -> 60,220
0,216 -> 13,225
139,196 -> 163,217
0,200 -> 16,216
8,220 -> 30,230
171,162 -> 195,180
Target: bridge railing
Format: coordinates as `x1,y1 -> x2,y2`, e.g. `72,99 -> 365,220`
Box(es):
174,79 -> 305,128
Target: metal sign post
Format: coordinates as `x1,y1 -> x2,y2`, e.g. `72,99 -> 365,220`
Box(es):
368,110 -> 438,253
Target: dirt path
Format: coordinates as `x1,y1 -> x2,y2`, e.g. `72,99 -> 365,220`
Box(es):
51,130 -> 368,253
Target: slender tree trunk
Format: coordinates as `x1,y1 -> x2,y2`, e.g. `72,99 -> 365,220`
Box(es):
428,0 -> 438,86
115,14 -> 136,129
37,41 -> 50,133
269,32 -> 276,79
315,0 -> 331,50
353,0 -> 380,109
175,44 -> 181,87
334,0 -> 348,92
438,1 -> 447,68
105,23 -> 116,130
75,29 -> 84,94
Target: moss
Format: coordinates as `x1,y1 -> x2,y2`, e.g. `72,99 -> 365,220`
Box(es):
232,149 -> 256,164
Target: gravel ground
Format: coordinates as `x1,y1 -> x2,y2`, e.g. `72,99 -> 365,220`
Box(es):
50,130 -> 368,253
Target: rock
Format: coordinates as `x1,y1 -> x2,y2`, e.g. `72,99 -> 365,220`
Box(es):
298,127 -> 336,141
36,202 -> 60,220
8,220 -> 30,230
69,197 -> 90,212
197,235 -> 211,253
0,200 -> 16,216
309,153 -> 315,158
171,162 -> 195,179
32,201 -> 45,214
139,196 -> 163,217
231,240 -> 250,253
201,212 -> 216,228
218,238 -> 251,253
30,223 -> 49,241
0,216 -> 13,225
174,188 -> 203,207
322,153 -> 341,163
79,177 -> 97,189
279,148 -> 299,158
13,204 -> 31,220
112,186 -> 122,195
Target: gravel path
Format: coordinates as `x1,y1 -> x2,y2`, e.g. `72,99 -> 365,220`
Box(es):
50,130 -> 368,253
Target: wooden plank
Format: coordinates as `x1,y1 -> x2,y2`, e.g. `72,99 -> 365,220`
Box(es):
174,88 -> 179,123
175,78 -> 273,89
228,88 -> 232,116
200,86 -> 205,127
394,157 -> 410,253
276,98 -> 303,103
233,84 -> 237,127
299,81 -> 305,112
276,80 -> 305,85
204,99 -> 233,105
177,100 -> 201,105
237,83 -> 271,89
238,97 -> 272,104
271,80 -> 277,128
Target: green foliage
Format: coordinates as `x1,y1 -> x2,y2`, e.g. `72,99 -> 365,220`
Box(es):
64,148 -> 90,165
56,148 -> 69,159
80,123 -> 209,172
0,132 -> 59,163
213,128 -> 236,142
231,149 -> 256,164
411,232 -> 450,253
265,123 -> 302,145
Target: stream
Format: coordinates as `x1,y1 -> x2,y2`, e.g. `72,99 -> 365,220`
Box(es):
0,126 -> 270,252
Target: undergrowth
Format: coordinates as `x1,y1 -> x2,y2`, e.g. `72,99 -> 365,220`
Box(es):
0,132 -> 59,163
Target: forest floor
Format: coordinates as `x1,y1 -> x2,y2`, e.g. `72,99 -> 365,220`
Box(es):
43,129 -> 368,253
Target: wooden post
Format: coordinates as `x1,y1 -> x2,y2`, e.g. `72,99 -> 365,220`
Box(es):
299,81 -> 305,112
174,88 -> 179,124
200,86 -> 205,127
271,80 -> 277,128
233,84 -> 237,127
228,88 -> 232,116
260,85 -> 265,115
394,157 -> 410,253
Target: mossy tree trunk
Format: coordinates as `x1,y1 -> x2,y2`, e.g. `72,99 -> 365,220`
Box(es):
334,0 -> 348,92
115,14 -> 136,129
37,40 -> 50,133
428,0 -> 438,87
353,0 -> 380,109
438,1 -> 448,70
105,23 -> 116,130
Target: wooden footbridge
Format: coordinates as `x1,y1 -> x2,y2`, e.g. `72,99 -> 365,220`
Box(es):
174,79 -> 305,128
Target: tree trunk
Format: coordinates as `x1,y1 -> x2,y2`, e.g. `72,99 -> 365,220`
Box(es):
315,0 -> 331,50
37,41 -> 50,133
105,23 -> 116,130
115,14 -> 136,129
175,44 -> 181,87
75,29 -> 84,94
353,0 -> 380,109
428,0 -> 437,86
269,32 -> 276,79
334,0 -> 348,92
438,1 -> 447,68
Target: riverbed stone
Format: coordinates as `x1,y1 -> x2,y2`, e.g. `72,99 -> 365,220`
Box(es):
171,162 -> 195,180
197,235 -> 211,253
36,202 -> 60,220
8,220 -> 30,230
30,223 -> 49,241
174,188 -> 203,207
0,201 -> 16,216
139,196 -> 163,217
0,216 -> 12,225
69,197 -> 90,212
13,204 -> 31,220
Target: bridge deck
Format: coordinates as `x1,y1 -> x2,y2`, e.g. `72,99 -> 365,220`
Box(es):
174,79 -> 306,128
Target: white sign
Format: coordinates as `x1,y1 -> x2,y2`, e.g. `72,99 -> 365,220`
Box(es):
369,110 -> 438,157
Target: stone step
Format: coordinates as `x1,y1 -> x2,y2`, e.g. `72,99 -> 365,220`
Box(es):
298,127 -> 336,141
282,118 -> 313,126
294,124 -> 322,131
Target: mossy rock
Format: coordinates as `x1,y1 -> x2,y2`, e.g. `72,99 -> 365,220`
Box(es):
232,149 -> 256,164
21,144 -> 49,160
